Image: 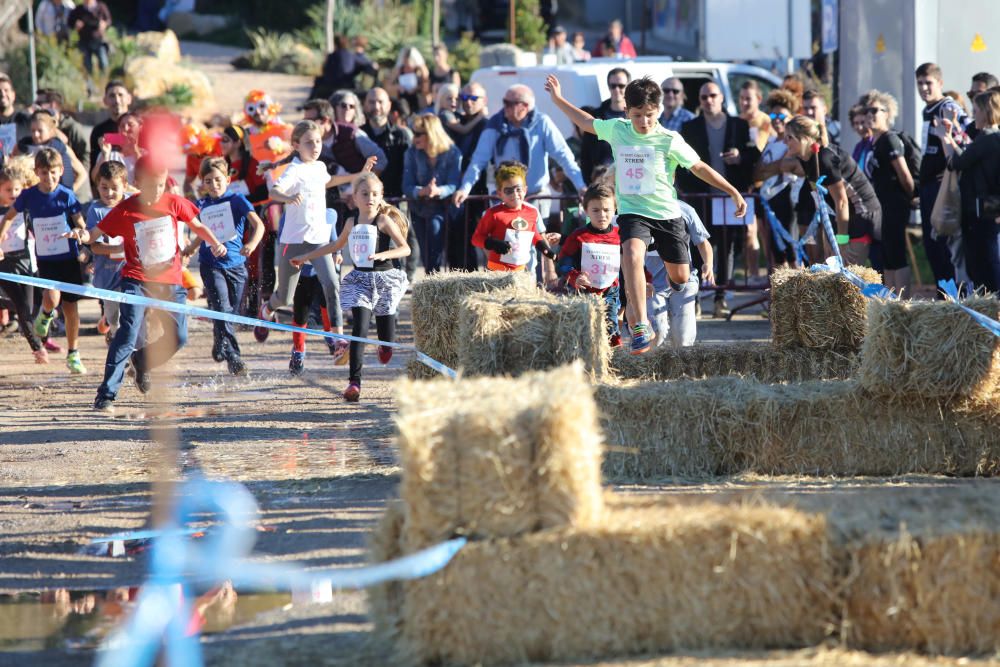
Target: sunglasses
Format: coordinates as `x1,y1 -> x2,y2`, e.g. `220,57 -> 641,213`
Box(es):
608,83 -> 627,90
661,88 -> 682,95
459,94 -> 480,102
501,185 -> 525,196
413,130 -> 427,137
338,102 -> 356,109
968,90 -> 982,100
769,112 -> 789,122
865,106 -> 886,115
700,93 -> 720,100
502,99 -> 525,108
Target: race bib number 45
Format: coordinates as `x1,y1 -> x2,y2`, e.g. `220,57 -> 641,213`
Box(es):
349,224 -> 379,269
135,216 -> 176,268
617,145 -> 656,195
581,242 -> 621,289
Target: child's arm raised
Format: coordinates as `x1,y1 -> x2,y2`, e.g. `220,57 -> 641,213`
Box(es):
688,161 -> 747,218
326,156 -> 378,189
290,219 -> 355,268
544,75 -> 596,136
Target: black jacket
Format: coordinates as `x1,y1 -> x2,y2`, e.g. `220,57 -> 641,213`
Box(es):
677,113 -> 759,194
950,127 -> 1000,223
360,122 -> 412,198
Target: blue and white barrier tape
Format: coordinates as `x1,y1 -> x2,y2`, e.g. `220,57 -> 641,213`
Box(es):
0,271 -> 457,378
96,477 -> 465,667
939,279 -> 1000,337
809,256 -> 897,300
796,178 -> 842,264
759,196 -> 796,254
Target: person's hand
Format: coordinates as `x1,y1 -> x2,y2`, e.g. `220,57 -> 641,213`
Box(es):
370,251 -> 384,262
544,232 -> 561,246
62,228 -> 86,242
240,243 -> 254,257
288,193 -> 303,206
722,148 -> 741,165
576,272 -> 592,289
420,177 -> 438,198
256,161 -> 274,176
543,74 -> 563,101
645,282 -> 655,299
0,248 -> 4,261
363,155 -> 378,172
701,263 -> 715,286
453,190 -> 469,206
289,254 -> 307,269
731,192 -> 747,218
211,243 -> 227,258
180,253 -> 191,266
99,137 -> 112,156
335,252 -> 343,266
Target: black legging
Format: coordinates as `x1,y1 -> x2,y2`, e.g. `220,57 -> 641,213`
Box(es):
0,257 -> 42,352
349,306 -> 395,385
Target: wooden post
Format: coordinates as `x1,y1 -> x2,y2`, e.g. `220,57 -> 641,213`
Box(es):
509,0 -> 517,46
325,0 -> 336,54
432,0 -> 440,46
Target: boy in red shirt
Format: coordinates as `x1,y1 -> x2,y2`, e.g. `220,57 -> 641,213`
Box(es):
66,156 -> 228,412
471,161 -> 558,272
557,183 -> 623,347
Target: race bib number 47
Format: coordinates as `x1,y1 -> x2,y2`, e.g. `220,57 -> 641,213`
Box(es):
617,145 -> 656,195
33,215 -> 71,257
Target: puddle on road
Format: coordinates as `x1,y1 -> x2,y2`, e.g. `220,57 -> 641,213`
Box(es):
0,587 -> 292,653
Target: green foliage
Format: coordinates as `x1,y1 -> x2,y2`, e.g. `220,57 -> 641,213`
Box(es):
232,28 -> 321,76
296,1 -> 432,67
5,35 -> 88,109
514,0 -> 547,53
145,83 -> 195,110
452,32 -> 482,84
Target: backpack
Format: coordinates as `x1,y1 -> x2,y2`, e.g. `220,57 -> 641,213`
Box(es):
894,131 -> 922,189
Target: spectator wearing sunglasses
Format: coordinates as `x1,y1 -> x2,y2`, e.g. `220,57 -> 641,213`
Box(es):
330,90 -> 365,127
658,77 -> 694,132
447,83 -> 490,269
966,72 -> 999,136
580,68 -> 631,184
849,100 -> 874,176
753,89 -> 801,268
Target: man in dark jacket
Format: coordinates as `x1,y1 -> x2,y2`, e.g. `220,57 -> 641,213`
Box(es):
579,67 -> 630,184
679,81 -> 760,317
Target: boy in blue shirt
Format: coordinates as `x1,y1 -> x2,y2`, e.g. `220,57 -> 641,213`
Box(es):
85,160 -> 128,344
185,157 -> 264,375
0,147 -> 88,373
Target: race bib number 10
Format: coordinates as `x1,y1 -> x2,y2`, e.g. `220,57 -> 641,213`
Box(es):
617,145 -> 656,195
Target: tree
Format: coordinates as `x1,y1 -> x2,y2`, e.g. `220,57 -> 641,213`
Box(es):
513,0 -> 546,54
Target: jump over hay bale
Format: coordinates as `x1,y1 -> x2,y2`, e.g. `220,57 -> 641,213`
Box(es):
610,341 -> 858,383
599,377 -> 1000,481
394,363 -> 604,549
457,290 -> 611,379
409,270 -> 537,376
771,265 -> 882,351
859,297 -> 1000,405
389,500 -> 835,665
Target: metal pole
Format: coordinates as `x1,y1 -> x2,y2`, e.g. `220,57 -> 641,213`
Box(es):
27,2 -> 37,102
786,0 -> 794,74
432,0 -> 440,46
509,0 -> 516,45
640,0 -> 648,55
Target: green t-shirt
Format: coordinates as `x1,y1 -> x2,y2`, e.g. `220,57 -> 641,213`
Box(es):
593,117 -> 700,220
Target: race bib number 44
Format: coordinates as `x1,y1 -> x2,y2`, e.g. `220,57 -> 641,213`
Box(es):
617,145 -> 656,195
500,229 -> 534,267
581,242 -> 621,289
349,224 -> 379,269
135,216 -> 176,268
33,215 -> 71,257
201,202 -> 238,243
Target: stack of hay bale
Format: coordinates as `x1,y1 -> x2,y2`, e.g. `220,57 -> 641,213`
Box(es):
602,294 -> 1000,481
611,265 -> 878,383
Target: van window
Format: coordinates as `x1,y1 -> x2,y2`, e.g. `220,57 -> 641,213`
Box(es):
728,73 -> 776,108
673,73 -> 715,112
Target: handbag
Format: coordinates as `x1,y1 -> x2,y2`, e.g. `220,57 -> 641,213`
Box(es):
930,168 -> 962,237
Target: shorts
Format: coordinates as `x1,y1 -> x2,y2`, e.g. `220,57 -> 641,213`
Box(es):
340,268 -> 408,316
38,258 -> 85,302
618,214 -> 690,265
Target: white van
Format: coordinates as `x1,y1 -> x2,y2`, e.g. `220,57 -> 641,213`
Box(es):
470,59 -> 783,137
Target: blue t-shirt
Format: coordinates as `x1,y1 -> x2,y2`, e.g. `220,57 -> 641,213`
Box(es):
85,200 -> 125,290
195,193 -> 254,269
13,184 -> 81,262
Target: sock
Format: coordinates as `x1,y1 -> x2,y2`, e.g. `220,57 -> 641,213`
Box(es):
669,279 -> 685,293
320,307 -> 332,332
291,321 -> 306,353
68,348 -> 78,355
43,309 -> 53,318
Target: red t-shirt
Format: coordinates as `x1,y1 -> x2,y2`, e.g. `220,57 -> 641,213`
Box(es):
471,202 -> 543,271
97,193 -> 200,285
558,223 -> 621,291
229,157 -> 267,204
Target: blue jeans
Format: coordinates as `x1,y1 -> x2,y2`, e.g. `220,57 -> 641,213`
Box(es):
200,262 -> 247,361
412,211 -> 446,273
81,41 -> 109,74
602,285 -> 621,339
918,180 -> 956,285
97,279 -> 188,401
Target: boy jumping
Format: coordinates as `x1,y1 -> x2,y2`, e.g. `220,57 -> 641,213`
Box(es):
545,75 -> 745,354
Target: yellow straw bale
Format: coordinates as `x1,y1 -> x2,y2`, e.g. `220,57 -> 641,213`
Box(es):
859,297 -> 1000,405
399,501 -> 835,665
771,266 -> 881,351
366,499 -> 406,641
458,289 -> 611,379
394,363 -> 605,549
410,270 -> 537,369
610,342 -> 858,383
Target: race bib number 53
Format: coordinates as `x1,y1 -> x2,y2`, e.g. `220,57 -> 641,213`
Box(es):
617,145 -> 656,195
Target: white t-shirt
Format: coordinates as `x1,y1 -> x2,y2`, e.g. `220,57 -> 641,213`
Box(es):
274,159 -> 331,244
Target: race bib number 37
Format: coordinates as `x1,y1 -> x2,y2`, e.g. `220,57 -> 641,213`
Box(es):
617,145 -> 656,195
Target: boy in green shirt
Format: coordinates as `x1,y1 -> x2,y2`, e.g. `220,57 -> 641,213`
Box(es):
545,74 -> 746,354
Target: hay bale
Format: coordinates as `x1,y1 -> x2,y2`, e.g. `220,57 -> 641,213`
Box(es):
859,297 -> 1000,405
600,377 -> 1000,481
398,500 -> 835,665
610,341 -> 858,383
404,358 -> 441,380
394,363 -> 605,548
457,290 -> 611,380
410,270 -> 537,370
366,499 -> 406,641
771,266 -> 881,351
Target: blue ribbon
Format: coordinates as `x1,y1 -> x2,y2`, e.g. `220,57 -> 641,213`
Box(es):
939,279 -> 1000,337
759,196 -> 796,254
810,255 -> 897,300
796,177 -> 842,265
0,271 -> 457,378
96,477 -> 465,667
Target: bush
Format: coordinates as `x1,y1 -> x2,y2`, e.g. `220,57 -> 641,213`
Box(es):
232,28 -> 321,76
452,32 -> 482,84
296,1 -> 432,67
5,35 -> 88,110
144,83 -> 195,110
514,0 -> 547,54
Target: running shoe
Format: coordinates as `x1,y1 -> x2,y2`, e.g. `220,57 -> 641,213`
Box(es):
43,338 -> 63,353
66,351 -> 87,375
713,297 -> 731,319
377,345 -> 393,365
343,382 -> 361,402
93,397 -> 115,413
325,335 -> 338,355
227,356 -> 248,376
254,302 -> 274,342
630,323 -> 654,355
33,310 -> 55,338
127,360 -> 151,394
105,330 -> 114,346
609,333 -> 622,349
33,348 -> 49,364
289,350 -> 305,376
212,338 -> 226,362
96,315 -> 110,335
333,339 -> 349,366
